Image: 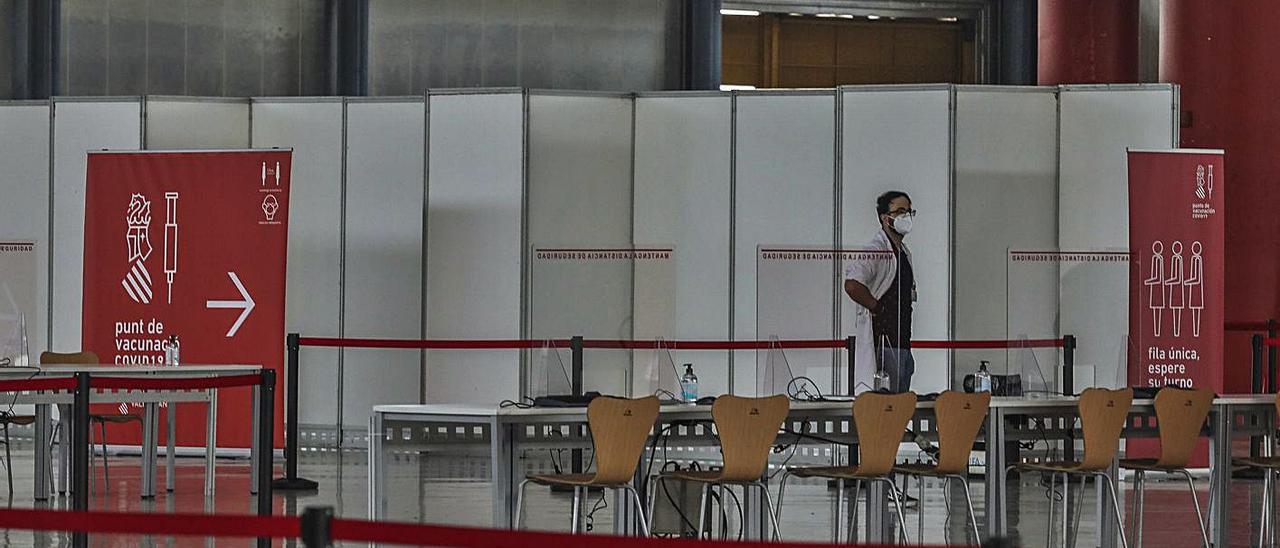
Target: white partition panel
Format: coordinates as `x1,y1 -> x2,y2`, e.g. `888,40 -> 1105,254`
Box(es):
0,103 -> 51,358
840,86 -> 952,394
251,99 -> 344,428
953,87 -> 1058,383
734,91 -> 835,395
342,98 -> 425,425
425,91 -> 525,404
50,98 -> 143,349
144,97 -> 250,149
527,92 -> 635,396
1058,85 -> 1176,387
634,93 -> 732,397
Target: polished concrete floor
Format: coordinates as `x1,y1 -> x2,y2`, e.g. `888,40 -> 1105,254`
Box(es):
0,442 -> 1268,546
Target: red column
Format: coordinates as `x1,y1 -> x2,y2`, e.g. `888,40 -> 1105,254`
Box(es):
1162,0 -> 1280,394
1037,0 -> 1140,85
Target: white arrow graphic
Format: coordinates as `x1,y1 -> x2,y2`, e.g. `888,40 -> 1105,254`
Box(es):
205,272 -> 255,337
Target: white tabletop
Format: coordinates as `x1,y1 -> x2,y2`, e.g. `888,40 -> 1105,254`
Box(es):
374,393 -> 1278,418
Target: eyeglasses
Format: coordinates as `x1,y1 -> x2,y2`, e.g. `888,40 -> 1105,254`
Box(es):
889,208 -> 918,217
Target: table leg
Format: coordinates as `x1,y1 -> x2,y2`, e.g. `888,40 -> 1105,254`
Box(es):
367,413 -> 386,520
166,403 -> 176,492
985,407 -> 1007,538
490,418 -> 516,529
58,403 -> 70,494
1209,405 -> 1231,547
204,390 -> 217,497
33,403 -> 49,501
1099,460 -> 1120,548
249,385 -> 260,495
142,402 -> 159,498
866,478 -> 890,542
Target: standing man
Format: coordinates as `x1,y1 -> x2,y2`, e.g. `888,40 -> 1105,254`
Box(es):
845,191 -> 917,393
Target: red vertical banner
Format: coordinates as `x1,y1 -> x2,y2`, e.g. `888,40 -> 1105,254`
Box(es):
82,151 -> 291,448
1127,149 -> 1225,392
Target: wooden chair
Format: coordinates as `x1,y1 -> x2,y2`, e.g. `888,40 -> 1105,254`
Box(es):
1118,387 -> 1212,548
648,395 -> 790,540
1008,387 -> 1132,548
1232,392 -> 1280,547
894,390 -> 990,545
514,396 -> 659,535
40,351 -> 143,494
776,392 -> 917,544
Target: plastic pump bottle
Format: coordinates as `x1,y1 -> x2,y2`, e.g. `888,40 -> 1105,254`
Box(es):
680,363 -> 699,403
976,360 -> 992,393
165,334 -> 181,367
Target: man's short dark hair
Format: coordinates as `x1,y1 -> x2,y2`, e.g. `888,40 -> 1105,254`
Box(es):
876,191 -> 911,216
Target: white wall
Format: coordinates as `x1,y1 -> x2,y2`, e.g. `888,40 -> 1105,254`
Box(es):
341,98 -> 425,425
839,86 -> 952,394
144,97 -> 250,149
1058,85 -> 1176,387
733,91 -> 836,395
633,93 -> 732,396
250,98 -> 345,427
424,91 -> 526,404
50,98 -> 143,350
953,87 -> 1059,383
526,92 -> 635,396
0,103 -> 51,359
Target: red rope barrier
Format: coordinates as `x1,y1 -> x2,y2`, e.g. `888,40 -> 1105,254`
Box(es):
1264,338 -> 1280,348
297,336 -> 1067,351
1226,321 -> 1273,332
0,377 -> 78,393
298,337 -> 572,349
329,517 -> 903,548
90,373 -> 263,391
0,508 -> 298,539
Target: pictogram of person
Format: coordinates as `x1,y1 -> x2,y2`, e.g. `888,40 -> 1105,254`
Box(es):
1186,241 -> 1205,337
1166,241 -> 1186,337
1145,241 -> 1166,337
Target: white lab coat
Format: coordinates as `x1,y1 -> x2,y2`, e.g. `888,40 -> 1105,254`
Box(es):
844,229 -> 912,393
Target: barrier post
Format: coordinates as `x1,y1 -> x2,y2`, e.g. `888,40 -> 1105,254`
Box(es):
301,506 -> 334,547
1253,334 -> 1264,394
844,336 -> 856,395
1062,335 -> 1076,396
570,335 -> 584,475
273,333 -> 318,491
72,373 -> 90,548
1269,319 -> 1277,392
257,369 -> 276,548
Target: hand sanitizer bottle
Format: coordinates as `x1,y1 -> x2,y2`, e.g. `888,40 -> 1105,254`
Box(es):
165,334 -> 180,367
680,364 -> 699,403
976,360 -> 992,393
873,368 -> 890,391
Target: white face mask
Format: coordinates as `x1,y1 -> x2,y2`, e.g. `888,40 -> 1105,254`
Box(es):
891,214 -> 914,236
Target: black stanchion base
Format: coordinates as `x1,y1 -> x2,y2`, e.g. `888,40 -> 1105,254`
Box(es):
272,476 -> 320,491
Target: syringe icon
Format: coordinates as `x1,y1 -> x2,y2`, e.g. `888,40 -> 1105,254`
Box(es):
163,192 -> 179,304
1207,164 -> 1214,199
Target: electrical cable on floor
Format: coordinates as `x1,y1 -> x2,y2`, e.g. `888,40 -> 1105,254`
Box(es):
583,489 -> 607,532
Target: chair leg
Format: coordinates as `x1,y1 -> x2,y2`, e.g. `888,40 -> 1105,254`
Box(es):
850,480 -> 861,544
758,481 -> 783,542
99,420 -> 109,494
646,476 -> 660,536
570,486 -> 582,534
695,483 -> 710,539
1175,470 -> 1210,548
1262,471 -> 1271,548
834,478 -> 845,543
1061,473 -> 1069,548
2,422 -> 12,500
1047,472 -> 1057,548
1099,473 -> 1130,548
622,486 -> 650,537
1141,468 -> 1152,548
775,471 -> 791,528
88,421 -> 96,496
917,475 -> 925,543
513,479 -> 531,530
952,475 -> 980,546
882,478 -> 911,545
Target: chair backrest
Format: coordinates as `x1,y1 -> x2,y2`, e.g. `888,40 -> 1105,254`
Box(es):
1078,387 -> 1133,470
585,396 -> 660,484
1152,387 -> 1214,468
853,391 -> 917,476
711,394 -> 790,482
932,390 -> 991,474
39,351 -> 98,365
